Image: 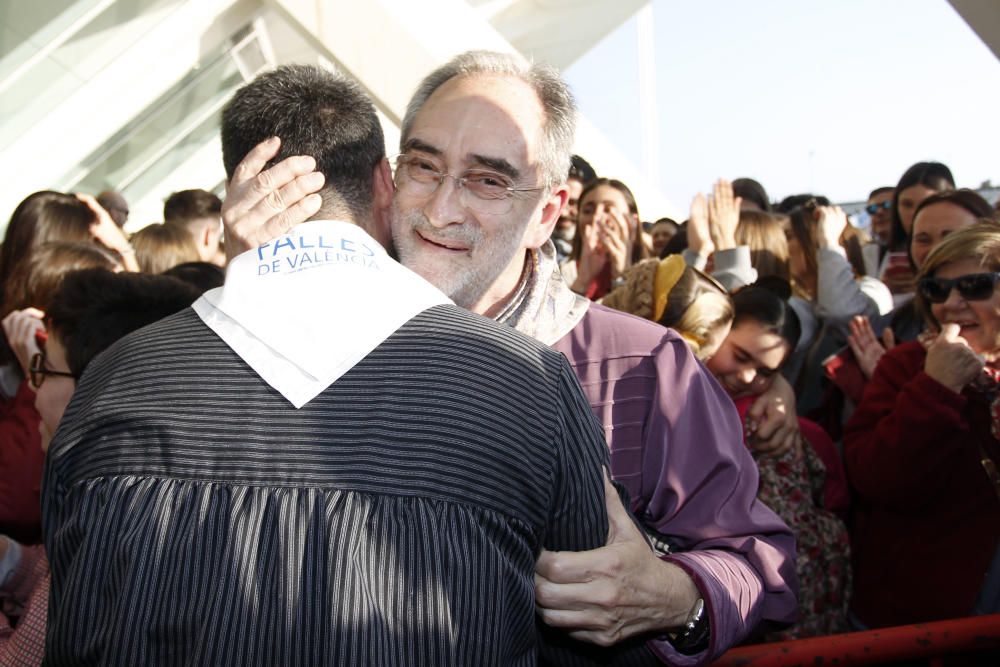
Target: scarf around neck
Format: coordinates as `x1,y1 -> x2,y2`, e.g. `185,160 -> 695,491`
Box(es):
193,220 -> 450,408
493,240 -> 590,346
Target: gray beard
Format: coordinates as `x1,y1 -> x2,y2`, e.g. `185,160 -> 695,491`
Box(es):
389,202 -> 525,309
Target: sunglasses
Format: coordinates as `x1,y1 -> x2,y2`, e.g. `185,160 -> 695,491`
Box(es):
918,272 -> 1000,304
28,352 -> 77,390
865,201 -> 892,215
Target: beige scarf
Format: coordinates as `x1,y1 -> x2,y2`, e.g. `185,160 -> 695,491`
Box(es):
493,240 -> 590,346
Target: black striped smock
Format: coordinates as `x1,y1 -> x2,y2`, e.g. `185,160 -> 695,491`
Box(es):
41,305 -> 618,666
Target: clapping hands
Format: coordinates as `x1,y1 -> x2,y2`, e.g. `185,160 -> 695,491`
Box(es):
688,179 -> 743,262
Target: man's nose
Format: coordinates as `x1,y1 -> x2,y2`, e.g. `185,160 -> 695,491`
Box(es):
423,175 -> 466,228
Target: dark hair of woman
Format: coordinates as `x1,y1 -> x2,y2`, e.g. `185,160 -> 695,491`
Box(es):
911,188 -> 995,223
732,178 -> 771,213
888,161 -> 955,251
7,242 -> 119,313
0,191 -> 96,314
732,284 -> 801,352
776,194 -> 830,215
0,241 -> 118,372
787,203 -> 868,298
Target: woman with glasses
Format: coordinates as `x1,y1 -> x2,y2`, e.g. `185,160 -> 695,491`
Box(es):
838,190 -> 996,391
844,222 -> 1000,629
0,269 -> 198,664
0,243 -> 119,546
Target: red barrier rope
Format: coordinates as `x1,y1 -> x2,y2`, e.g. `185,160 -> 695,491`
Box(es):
711,614 -> 1000,666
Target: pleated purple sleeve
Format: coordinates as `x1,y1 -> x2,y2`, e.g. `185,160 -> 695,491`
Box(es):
551,304 -> 797,665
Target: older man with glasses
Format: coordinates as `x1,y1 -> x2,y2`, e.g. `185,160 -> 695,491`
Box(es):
224,51 -> 797,664
41,64 -> 619,666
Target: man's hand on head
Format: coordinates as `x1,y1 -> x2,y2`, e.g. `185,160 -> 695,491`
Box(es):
534,473 -> 700,646
222,137 -> 326,262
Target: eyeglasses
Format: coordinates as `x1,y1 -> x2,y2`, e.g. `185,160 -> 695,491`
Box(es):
865,201 -> 893,215
918,272 -> 1000,304
29,352 -> 77,390
393,154 -> 545,215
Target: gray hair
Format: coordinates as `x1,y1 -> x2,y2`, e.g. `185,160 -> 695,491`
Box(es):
400,50 -> 576,187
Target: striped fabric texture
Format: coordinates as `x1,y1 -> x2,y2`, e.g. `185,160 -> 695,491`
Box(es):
41,305 -> 630,666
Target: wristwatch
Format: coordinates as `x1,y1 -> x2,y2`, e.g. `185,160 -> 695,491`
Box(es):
668,598 -> 710,655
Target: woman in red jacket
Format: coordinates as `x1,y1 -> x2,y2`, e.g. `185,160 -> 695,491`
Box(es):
845,222 -> 1000,628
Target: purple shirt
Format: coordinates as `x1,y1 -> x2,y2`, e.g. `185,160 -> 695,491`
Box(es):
551,304 -> 797,665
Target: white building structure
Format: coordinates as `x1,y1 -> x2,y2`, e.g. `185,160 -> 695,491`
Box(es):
0,0 -> 678,233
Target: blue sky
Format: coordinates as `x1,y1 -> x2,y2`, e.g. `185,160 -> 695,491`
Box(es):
565,0 -> 1000,213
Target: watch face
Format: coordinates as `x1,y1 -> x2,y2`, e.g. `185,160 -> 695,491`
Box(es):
670,598 -> 709,655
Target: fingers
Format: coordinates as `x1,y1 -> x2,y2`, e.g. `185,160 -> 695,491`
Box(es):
225,154 -> 319,221
747,392 -> 767,420
222,147 -> 324,260
939,322 -> 961,342
74,192 -> 98,211
535,545 -> 615,584
849,315 -> 875,345
689,192 -> 708,219
535,577 -> 615,615
882,327 -> 897,350
752,427 -> 798,457
603,472 -> 636,543
846,332 -> 865,363
228,136 -> 282,195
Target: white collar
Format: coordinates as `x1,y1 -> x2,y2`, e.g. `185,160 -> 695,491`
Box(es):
193,220 -> 451,407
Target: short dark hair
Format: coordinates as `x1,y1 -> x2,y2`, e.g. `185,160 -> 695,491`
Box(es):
221,64 -> 385,223
568,155 -> 596,185
732,284 -> 801,353
96,191 -> 129,227
163,261 -> 226,294
868,186 -> 894,200
46,269 -> 200,378
163,189 -> 222,224
912,188 -> 995,222
732,178 -> 771,213
889,161 -> 954,250
775,193 -> 830,215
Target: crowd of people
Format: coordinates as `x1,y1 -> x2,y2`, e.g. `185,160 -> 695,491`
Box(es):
0,48 -> 998,665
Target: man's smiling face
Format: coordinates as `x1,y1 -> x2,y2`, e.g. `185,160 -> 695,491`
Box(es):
390,73 -> 559,313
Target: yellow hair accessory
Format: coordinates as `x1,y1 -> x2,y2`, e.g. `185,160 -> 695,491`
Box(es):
653,254 -> 687,322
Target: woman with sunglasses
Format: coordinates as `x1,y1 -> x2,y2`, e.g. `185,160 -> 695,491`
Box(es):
840,190 -> 996,388
844,222 -> 1000,629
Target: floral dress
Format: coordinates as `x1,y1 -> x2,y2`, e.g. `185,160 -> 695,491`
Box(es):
733,395 -> 852,639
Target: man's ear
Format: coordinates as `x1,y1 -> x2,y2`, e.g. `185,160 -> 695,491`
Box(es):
370,158 -> 395,249
522,184 -> 568,250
